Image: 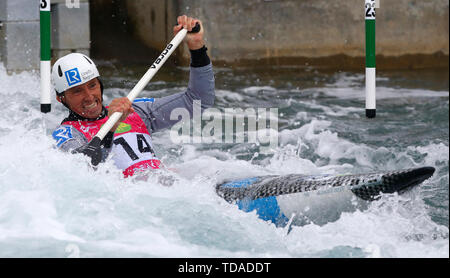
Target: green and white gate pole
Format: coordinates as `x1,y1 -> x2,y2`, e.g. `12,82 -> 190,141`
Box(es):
40,0 -> 51,113
365,0 -> 376,118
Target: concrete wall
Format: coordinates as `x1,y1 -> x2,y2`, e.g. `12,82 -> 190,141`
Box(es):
125,0 -> 178,51
0,0 -> 91,71
1,0 -> 448,70
0,0 -> 40,71
51,0 -> 91,60
125,0 -> 449,69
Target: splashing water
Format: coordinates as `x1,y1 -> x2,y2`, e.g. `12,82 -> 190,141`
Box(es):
0,63 -> 448,258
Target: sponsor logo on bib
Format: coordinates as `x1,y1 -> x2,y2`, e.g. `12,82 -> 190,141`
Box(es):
115,123 -> 132,134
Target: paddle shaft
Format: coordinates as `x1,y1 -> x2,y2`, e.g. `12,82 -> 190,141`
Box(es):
74,23 -> 200,166
95,27 -> 193,141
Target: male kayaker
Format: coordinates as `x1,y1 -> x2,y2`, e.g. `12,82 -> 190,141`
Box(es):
52,15 -> 215,177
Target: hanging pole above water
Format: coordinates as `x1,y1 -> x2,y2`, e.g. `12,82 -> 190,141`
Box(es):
365,0 -> 376,118
40,0 -> 51,113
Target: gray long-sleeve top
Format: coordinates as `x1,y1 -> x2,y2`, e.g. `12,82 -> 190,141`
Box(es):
134,63 -> 215,133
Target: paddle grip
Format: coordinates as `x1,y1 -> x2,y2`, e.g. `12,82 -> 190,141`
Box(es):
190,22 -> 201,33
175,22 -> 201,33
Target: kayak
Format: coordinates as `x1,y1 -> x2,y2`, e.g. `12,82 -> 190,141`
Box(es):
216,167 -> 435,226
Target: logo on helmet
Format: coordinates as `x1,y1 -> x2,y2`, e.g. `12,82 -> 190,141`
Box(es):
81,69 -> 95,81
65,68 -> 82,86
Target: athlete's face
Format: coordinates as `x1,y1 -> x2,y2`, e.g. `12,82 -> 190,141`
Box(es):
58,78 -> 103,119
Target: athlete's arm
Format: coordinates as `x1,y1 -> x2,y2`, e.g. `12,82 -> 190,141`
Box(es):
132,46 -> 215,133
52,125 -> 113,162
52,125 -> 88,151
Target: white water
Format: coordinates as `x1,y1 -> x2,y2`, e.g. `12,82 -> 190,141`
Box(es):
0,64 -> 448,258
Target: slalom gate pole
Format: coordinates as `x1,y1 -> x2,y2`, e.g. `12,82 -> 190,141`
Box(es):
365,0 -> 376,118
40,0 -> 51,113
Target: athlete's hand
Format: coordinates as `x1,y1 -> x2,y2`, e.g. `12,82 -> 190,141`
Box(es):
173,15 -> 205,50
72,141 -> 103,166
108,97 -> 134,131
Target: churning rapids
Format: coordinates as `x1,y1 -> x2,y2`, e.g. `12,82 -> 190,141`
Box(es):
0,62 -> 448,258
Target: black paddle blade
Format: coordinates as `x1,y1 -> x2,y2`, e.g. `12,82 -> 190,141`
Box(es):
72,137 -> 103,166
351,166 -> 435,200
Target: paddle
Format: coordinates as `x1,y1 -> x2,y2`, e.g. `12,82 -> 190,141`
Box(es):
73,23 -> 201,166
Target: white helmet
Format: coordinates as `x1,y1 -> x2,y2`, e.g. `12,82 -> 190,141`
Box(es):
52,53 -> 100,95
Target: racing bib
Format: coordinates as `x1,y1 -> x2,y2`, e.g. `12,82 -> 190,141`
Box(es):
112,132 -> 161,176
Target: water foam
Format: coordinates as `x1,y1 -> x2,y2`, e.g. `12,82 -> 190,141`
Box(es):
0,63 -> 448,257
